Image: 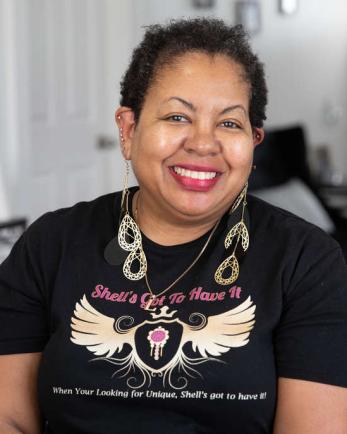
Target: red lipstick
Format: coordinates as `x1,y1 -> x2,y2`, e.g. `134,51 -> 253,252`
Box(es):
169,165 -> 221,192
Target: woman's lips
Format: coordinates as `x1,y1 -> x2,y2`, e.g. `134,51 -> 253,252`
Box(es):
169,165 -> 221,192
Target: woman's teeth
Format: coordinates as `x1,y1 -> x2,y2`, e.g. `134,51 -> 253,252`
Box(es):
173,166 -> 217,180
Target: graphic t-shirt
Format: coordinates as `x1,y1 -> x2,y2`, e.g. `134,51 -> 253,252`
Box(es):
0,189 -> 346,434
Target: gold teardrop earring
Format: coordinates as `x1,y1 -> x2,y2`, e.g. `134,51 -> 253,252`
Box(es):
117,121 -> 147,281
214,183 -> 249,285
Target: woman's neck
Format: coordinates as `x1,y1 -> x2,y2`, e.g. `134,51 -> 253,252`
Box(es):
132,190 -> 222,246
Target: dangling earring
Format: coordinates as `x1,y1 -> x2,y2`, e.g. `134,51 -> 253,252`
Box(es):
117,159 -> 147,281
120,156 -> 129,210
214,183 -> 249,285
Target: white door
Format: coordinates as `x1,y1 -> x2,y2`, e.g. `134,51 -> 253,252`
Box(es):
3,0 -> 125,223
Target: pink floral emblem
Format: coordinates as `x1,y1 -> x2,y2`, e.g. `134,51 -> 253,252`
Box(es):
147,326 -> 169,360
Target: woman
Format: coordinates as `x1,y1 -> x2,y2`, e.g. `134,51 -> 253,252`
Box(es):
0,18 -> 346,434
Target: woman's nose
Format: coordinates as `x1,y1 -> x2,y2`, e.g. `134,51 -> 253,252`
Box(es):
183,124 -> 220,156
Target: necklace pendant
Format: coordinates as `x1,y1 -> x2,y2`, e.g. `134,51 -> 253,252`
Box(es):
144,295 -> 156,311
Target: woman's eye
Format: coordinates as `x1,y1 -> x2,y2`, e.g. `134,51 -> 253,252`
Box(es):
221,120 -> 240,129
166,115 -> 188,122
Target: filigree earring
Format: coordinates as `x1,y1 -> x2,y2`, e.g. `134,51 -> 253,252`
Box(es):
113,116 -> 147,281
117,186 -> 147,281
214,183 -> 249,285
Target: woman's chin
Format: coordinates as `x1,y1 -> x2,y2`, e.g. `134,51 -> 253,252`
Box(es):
167,195 -> 224,221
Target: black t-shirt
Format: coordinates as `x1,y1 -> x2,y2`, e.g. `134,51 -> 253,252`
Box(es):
0,189 -> 346,434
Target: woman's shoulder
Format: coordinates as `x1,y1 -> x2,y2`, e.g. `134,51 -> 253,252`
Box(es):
44,190 -> 120,220
247,194 -> 341,254
24,191 -> 122,244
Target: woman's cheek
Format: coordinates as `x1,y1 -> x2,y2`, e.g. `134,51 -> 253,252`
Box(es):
223,138 -> 254,167
146,129 -> 186,156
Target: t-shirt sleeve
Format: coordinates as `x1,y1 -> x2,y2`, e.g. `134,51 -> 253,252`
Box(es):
0,215 -> 54,355
275,228 -> 347,387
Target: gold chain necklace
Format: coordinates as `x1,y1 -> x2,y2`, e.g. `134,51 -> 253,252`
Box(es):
134,192 -> 221,311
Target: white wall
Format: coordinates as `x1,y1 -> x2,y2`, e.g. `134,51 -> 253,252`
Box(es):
252,0 -> 347,172
0,0 -> 19,220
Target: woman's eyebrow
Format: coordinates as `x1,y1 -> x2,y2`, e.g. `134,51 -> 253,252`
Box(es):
164,97 -> 246,116
165,96 -> 196,111
219,105 -> 247,116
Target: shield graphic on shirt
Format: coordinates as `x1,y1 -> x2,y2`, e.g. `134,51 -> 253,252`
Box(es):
134,320 -> 183,372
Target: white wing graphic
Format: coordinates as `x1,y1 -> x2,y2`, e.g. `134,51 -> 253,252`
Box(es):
182,296 -> 256,357
70,295 -> 136,358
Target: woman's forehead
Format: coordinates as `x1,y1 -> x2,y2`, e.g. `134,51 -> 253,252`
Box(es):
155,51 -> 246,80
147,52 -> 251,108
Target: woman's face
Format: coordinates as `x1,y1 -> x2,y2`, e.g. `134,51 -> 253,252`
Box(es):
118,52 -> 264,224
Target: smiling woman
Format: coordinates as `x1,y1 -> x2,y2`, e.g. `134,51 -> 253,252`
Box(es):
0,18 -> 346,434
117,52 -> 262,235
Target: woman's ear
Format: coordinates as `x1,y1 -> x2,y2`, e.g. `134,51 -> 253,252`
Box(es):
115,107 -> 136,160
253,128 -> 265,147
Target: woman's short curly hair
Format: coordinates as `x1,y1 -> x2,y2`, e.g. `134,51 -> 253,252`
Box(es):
120,18 -> 267,128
